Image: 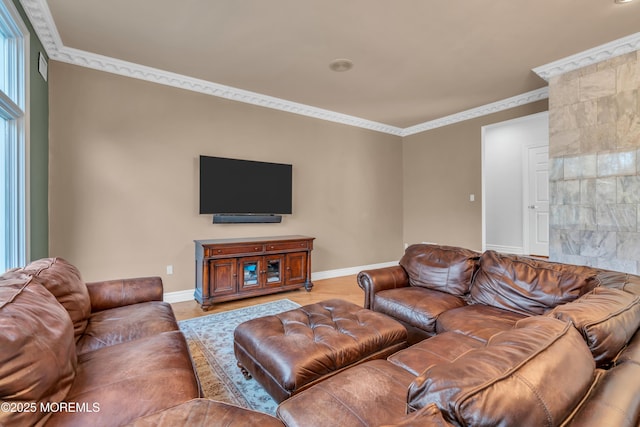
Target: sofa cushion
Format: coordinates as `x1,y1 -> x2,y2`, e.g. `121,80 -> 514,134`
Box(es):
565,363 -> 640,427
400,244 -> 479,296
276,359 -> 416,427
125,399 -> 285,427
381,404 -> 453,427
76,300 -> 179,355
407,316 -> 596,427
548,287 -> 640,367
435,304 -> 526,342
0,272 -> 77,427
388,332 -> 484,376
374,287 -> 467,335
46,330 -> 200,427
470,251 -> 599,316
21,257 -> 91,342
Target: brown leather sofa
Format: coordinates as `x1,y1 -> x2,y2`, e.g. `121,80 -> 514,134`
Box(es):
5,249 -> 639,426
0,257 -> 282,427
276,244 -> 640,426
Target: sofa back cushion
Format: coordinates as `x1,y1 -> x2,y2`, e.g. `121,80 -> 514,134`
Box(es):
595,270 -> 640,296
470,251 -> 599,316
407,316 -> 595,427
21,257 -> 91,341
548,287 -> 640,367
0,272 -> 77,426
400,244 -> 480,296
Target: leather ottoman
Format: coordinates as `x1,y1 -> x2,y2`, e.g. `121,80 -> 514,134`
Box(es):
233,298 -> 408,403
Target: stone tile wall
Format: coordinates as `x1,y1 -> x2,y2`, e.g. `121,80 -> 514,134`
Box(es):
548,50 -> 639,274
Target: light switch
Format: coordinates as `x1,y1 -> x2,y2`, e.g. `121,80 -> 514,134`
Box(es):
469,194 -> 475,202
166,265 -> 173,275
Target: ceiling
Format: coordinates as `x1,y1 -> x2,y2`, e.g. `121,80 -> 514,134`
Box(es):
32,0 -> 640,131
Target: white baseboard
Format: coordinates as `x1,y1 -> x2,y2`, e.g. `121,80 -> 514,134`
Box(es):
310,261 -> 399,281
485,244 -> 524,255
163,289 -> 195,304
163,260 -> 399,303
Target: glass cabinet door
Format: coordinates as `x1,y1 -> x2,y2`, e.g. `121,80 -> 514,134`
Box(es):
240,257 -> 261,289
265,255 -> 284,287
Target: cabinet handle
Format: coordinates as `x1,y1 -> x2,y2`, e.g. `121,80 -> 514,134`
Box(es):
254,247 -> 259,250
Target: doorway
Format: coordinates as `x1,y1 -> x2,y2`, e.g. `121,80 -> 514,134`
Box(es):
482,112 -> 549,256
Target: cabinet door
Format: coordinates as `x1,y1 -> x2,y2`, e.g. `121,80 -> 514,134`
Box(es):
285,252 -> 307,285
264,255 -> 285,288
239,256 -> 263,291
208,258 -> 237,296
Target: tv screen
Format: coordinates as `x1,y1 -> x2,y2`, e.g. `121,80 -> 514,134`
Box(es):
199,156 -> 292,215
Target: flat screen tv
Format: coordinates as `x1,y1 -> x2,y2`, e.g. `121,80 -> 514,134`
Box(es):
199,156 -> 292,219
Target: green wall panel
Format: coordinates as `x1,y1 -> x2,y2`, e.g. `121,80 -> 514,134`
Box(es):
12,0 -> 49,260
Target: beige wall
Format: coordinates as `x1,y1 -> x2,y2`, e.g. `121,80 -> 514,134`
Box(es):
402,100 -> 548,252
49,62 -> 404,293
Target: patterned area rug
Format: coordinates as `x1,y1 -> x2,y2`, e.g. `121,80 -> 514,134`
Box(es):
179,299 -> 300,415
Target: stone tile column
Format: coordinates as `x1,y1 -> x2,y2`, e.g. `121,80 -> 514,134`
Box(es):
548,51 -> 639,274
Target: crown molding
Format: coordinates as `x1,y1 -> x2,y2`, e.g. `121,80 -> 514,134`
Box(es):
19,0 -> 62,55
401,87 -> 549,137
533,32 -> 640,81
19,0 -> 405,136
30,0 -> 640,137
56,46 -> 406,136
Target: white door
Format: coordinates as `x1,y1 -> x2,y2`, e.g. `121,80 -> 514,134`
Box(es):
526,145 -> 549,256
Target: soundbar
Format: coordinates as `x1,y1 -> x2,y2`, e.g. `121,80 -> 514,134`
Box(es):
212,214 -> 282,224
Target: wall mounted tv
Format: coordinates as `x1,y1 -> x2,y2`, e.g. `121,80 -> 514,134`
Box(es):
199,155 -> 292,223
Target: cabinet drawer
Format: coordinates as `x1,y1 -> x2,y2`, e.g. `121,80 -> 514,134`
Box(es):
266,241 -> 309,252
205,244 -> 264,257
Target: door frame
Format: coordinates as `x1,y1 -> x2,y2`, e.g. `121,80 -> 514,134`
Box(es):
481,111 -> 549,255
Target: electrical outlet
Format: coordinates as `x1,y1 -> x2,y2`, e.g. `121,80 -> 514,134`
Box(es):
166,265 -> 173,275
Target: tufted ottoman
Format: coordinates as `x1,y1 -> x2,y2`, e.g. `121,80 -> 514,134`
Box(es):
233,298 -> 408,403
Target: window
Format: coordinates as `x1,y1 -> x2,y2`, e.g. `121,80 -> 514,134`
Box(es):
0,0 -> 28,272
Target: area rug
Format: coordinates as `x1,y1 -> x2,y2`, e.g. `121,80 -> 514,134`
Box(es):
179,299 -> 300,415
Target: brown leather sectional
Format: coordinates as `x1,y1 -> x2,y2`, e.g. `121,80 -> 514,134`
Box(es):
3,246 -> 640,426
0,257 -> 281,426
277,244 -> 640,426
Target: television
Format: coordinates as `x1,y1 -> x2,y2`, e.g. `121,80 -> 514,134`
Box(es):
199,155 -> 292,223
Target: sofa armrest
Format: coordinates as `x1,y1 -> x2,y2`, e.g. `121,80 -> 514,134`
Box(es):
86,276 -> 164,312
357,265 -> 409,309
